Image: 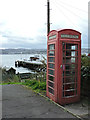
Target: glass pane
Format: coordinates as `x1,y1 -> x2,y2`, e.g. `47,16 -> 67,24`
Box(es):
63,42 -> 65,49
48,69 -> 54,75
65,91 -> 75,97
66,44 -> 71,49
48,63 -> 55,69
48,51 -> 55,56
71,51 -> 75,56
66,58 -> 71,63
71,51 -> 78,56
48,81 -> 54,88
76,77 -> 77,83
66,44 -> 78,50
71,45 -> 78,50
66,51 -> 71,56
76,83 -> 77,89
64,64 -> 77,70
66,51 -> 77,57
71,64 -> 77,69
48,75 -> 54,81
63,58 -> 78,64
64,77 -> 75,83
71,46 -> 76,50
49,44 -> 55,50
63,71 -> 64,77
71,58 -> 75,63
63,58 -> 65,64
48,57 -> 55,62
71,57 -> 78,63
65,65 -> 71,70
65,71 -> 75,76
64,84 -> 75,90
48,87 -> 54,94
63,50 -> 65,57
65,71 -> 70,76
65,71 -> 71,76
76,90 -> 77,95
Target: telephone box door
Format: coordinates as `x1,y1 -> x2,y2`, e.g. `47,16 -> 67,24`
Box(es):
59,41 -> 81,103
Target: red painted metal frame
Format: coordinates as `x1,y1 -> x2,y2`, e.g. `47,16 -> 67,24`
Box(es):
46,29 -> 81,105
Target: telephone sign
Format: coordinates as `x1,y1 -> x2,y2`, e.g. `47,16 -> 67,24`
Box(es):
61,34 -> 79,39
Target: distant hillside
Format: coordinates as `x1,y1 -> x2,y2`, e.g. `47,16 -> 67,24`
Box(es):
0,49 -> 47,54
0,48 -> 89,55
81,48 -> 89,55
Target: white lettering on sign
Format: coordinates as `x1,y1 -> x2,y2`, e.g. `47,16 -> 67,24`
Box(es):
61,34 -> 79,39
49,35 -> 56,40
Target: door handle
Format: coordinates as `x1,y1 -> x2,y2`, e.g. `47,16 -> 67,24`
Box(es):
60,65 -> 62,68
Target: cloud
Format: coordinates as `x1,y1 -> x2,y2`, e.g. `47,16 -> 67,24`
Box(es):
2,35 -> 33,42
2,38 -> 47,49
0,29 -> 47,49
0,0 -> 89,49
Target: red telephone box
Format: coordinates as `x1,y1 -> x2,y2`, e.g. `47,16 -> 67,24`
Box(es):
46,29 -> 81,105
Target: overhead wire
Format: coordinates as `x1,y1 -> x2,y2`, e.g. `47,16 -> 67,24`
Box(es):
51,0 -> 88,37
54,0 -> 88,14
54,0 -> 88,34
51,1 -> 82,30
52,0 -> 88,23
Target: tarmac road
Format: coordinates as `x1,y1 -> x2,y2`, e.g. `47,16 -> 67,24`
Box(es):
2,84 -> 80,119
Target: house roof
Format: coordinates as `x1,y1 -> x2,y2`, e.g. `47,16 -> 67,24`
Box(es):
5,67 -> 16,71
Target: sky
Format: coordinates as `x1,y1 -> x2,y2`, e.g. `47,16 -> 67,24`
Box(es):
0,0 -> 89,49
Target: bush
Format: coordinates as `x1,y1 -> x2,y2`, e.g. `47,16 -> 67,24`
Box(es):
23,79 -> 46,91
81,55 -> 90,96
81,54 -> 90,67
81,54 -> 90,81
1,67 -> 20,83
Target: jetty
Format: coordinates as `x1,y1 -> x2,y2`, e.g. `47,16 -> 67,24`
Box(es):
15,56 -> 44,71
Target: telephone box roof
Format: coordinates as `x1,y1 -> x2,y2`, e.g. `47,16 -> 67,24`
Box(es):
48,29 -> 81,35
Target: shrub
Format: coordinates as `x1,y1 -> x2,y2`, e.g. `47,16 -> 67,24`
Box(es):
23,79 -> 46,91
81,55 -> 90,96
1,67 -> 20,83
81,54 -> 90,67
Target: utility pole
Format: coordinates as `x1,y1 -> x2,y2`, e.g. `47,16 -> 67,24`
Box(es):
47,0 -> 50,34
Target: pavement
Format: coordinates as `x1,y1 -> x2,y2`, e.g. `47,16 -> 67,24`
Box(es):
64,97 -> 89,119
0,85 -> 2,120
1,84 -> 89,119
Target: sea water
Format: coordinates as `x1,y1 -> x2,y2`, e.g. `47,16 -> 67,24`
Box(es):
0,54 -> 47,74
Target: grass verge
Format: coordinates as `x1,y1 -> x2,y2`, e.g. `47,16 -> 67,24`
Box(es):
0,82 -> 23,85
0,79 -> 46,95
22,79 -> 46,95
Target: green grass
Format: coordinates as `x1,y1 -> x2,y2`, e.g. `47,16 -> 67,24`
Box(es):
0,79 -> 46,95
22,79 -> 46,90
22,79 -> 46,95
0,82 -> 22,85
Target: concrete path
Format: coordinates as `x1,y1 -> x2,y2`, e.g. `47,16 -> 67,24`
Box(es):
0,85 -> 2,120
2,84 -> 79,119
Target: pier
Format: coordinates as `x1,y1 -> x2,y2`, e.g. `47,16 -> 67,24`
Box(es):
15,60 -> 43,71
